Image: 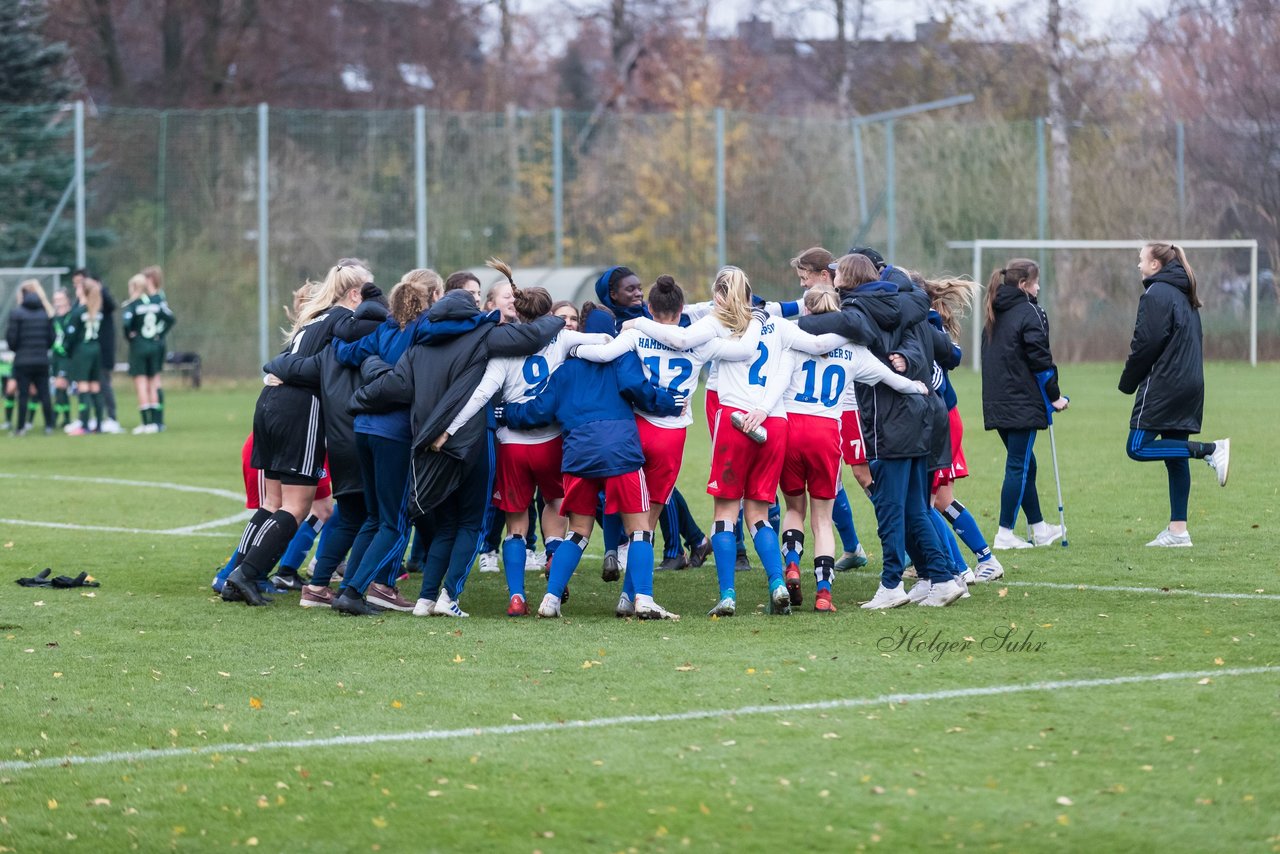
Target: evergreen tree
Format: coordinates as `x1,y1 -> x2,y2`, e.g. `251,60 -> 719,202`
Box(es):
0,0 -> 78,267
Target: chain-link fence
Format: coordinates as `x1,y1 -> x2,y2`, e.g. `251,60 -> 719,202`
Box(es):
3,104 -> 1275,375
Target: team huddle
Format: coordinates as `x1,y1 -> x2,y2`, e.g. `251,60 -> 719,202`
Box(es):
213,240 -> 1231,620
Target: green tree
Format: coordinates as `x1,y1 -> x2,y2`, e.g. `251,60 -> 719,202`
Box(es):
0,0 -> 79,267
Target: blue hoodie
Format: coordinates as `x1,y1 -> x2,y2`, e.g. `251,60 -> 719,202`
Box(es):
334,314 -> 429,442
502,308 -> 680,478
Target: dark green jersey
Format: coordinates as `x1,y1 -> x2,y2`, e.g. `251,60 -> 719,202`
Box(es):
63,304 -> 102,357
121,295 -> 176,343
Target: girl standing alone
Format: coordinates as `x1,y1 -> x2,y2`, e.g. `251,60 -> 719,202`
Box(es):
980,259 -> 1068,550
1119,242 -> 1229,547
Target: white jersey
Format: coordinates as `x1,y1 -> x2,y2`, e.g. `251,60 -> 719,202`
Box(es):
699,318 -> 843,418
674,301 -> 796,393
447,330 -> 605,444
577,322 -> 760,429
785,342 -> 925,420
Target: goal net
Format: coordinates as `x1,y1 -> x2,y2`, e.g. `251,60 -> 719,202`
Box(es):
944,240 -> 1266,368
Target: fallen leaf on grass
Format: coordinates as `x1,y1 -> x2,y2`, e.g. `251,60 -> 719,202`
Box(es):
452,655 -> 465,664
675,664 -> 696,672
371,817 -> 387,829
1213,658 -> 1224,666
1197,678 -> 1211,685
249,697 -> 263,710
997,588 -> 1008,598
46,799 -> 57,810
90,798 -> 110,807
390,700 -> 402,709
1056,796 -> 1074,806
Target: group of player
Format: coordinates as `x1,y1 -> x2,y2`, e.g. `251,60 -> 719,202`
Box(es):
217,243 -> 1101,621
3,267 -> 175,437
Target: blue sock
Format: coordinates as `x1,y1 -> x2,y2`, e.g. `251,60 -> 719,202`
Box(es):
625,532 -> 655,597
944,500 -> 994,563
278,514 -> 322,573
927,509 -> 963,577
602,512 -> 624,555
545,537 -> 562,563
502,534 -> 526,598
832,484 -> 860,551
711,528 -> 738,599
752,522 -> 785,590
215,551 -> 240,585
782,529 -> 804,567
932,509 -> 967,573
814,555 -> 835,593
547,534 -> 585,599
734,509 -> 746,556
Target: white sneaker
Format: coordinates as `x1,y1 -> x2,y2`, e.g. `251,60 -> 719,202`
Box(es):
993,528 -> 1033,550
959,577 -> 971,599
526,549 -> 546,570
478,551 -> 500,573
431,589 -> 469,617
100,418 -> 125,434
920,578 -> 965,607
907,579 -> 932,604
634,594 -> 680,621
63,420 -> 83,434
537,593 -> 562,618
412,597 -> 436,617
860,583 -> 911,609
615,592 -> 635,617
960,567 -> 976,585
1146,527 -> 1193,548
1030,521 -> 1063,547
769,584 -> 792,615
131,423 -> 149,435
973,556 -> 1005,583
707,596 -> 736,617
1207,438 -> 1230,486
145,423 -> 160,434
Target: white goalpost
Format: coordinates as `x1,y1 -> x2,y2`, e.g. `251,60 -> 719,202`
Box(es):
0,267 -> 71,327
947,239 -> 1261,370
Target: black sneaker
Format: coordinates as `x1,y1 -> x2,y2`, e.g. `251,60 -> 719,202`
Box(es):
271,572 -> 304,592
734,552 -> 751,573
223,567 -> 272,606
331,590 -> 383,616
657,552 -> 688,572
688,538 -> 712,567
601,552 -> 621,582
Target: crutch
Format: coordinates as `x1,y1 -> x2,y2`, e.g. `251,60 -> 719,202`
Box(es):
1035,371 -> 1069,547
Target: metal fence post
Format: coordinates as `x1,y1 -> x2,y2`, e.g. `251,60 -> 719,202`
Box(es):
552,107 -> 563,268
1176,121 -> 1186,234
885,118 -> 895,261
853,119 -> 868,227
715,107 -> 726,271
257,102 -> 270,369
415,105 -> 428,268
74,101 -> 85,269
157,111 -> 168,266
972,242 -> 984,372
1036,118 -> 1047,273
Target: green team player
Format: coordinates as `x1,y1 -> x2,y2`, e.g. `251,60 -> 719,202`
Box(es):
1,342 -> 12,430
63,277 -> 105,434
142,266 -> 171,429
121,273 -> 176,434
50,288 -> 74,427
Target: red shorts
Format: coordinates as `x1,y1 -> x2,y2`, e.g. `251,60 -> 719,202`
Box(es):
492,437 -> 565,512
708,407 -> 789,503
241,434 -> 330,509
560,470 -> 650,517
840,409 -> 868,466
704,388 -> 720,437
780,413 -> 842,500
636,416 -> 686,506
931,407 -> 969,490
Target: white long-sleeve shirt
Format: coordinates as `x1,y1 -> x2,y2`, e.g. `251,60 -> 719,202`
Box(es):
784,341 -> 925,419
446,330 -> 607,444
575,319 -> 761,428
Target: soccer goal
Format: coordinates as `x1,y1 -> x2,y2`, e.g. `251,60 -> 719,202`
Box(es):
0,267 -> 71,329
946,240 -> 1262,369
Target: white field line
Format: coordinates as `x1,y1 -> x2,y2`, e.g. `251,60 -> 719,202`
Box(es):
0,518 -> 231,538
0,472 -> 243,502
1004,580 -> 1280,602
0,472 -> 244,538
2,666 -> 1276,775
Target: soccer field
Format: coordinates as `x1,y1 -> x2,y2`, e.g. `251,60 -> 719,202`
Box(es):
1,363 -> 1277,852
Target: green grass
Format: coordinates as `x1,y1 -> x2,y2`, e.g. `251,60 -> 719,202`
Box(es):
1,364 -> 1278,852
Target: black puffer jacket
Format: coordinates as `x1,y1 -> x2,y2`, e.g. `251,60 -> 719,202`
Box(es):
1118,260 -> 1203,433
353,291 -> 564,518
981,284 -> 1060,431
98,284 -> 117,366
799,267 -> 934,459
5,291 -> 54,368
262,299 -> 388,498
